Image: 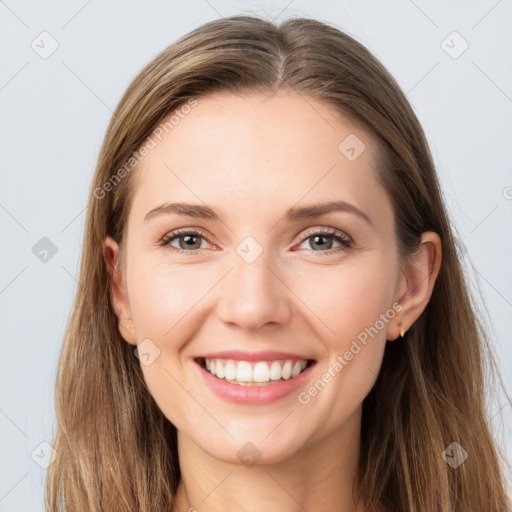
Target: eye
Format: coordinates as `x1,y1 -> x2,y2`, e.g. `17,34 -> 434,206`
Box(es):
296,228 -> 352,255
158,227 -> 352,256
159,229 -> 213,253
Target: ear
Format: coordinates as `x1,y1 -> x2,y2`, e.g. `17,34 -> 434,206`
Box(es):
387,231 -> 442,341
103,236 -> 137,345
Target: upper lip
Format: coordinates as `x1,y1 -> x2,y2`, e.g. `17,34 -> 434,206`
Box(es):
197,350 -> 315,362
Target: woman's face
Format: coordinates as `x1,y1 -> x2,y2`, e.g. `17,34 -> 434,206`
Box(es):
107,90 -> 407,464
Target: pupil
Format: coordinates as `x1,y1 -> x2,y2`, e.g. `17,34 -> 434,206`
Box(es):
312,235 -> 332,251
181,235 -> 200,250
177,234 -> 334,251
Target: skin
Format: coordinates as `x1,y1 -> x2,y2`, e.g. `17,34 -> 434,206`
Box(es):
103,89 -> 441,512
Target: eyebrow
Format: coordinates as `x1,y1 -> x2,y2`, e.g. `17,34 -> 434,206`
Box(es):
144,200 -> 373,227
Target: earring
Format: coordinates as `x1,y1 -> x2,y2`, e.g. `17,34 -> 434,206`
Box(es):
400,328 -> 407,338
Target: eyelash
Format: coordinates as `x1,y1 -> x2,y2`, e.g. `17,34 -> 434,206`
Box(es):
158,227 -> 352,256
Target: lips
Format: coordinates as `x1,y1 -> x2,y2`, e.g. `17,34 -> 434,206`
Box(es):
193,350 -> 316,404
198,350 -> 314,362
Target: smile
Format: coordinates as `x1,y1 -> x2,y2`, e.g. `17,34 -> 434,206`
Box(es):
194,355 -> 316,404
202,358 -> 312,386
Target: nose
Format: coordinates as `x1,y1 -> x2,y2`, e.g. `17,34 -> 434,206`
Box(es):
217,248 -> 292,331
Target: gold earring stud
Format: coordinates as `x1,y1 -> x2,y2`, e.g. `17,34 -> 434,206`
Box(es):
400,328 -> 407,338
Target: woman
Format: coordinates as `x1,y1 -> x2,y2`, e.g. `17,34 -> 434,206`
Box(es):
45,15 -> 510,511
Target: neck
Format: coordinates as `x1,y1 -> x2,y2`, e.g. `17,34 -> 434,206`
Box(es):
172,406 -> 366,512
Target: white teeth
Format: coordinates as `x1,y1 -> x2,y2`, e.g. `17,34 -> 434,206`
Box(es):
281,361 -> 292,380
203,357 -> 310,385
236,361 -> 253,382
269,361 -> 282,380
215,362 -> 225,379
253,362 -> 270,382
225,361 -> 236,380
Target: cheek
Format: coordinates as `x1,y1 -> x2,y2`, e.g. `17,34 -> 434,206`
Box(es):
127,258 -> 216,338
126,259 -> 212,431
291,254 -> 397,344
290,255 -> 396,407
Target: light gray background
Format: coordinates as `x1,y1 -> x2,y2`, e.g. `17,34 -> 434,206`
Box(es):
1,0 -> 511,509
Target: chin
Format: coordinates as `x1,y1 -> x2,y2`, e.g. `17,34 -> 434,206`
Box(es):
187,422 -> 309,467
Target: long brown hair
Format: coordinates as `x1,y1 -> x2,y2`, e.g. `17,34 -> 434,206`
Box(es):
45,15 -> 511,511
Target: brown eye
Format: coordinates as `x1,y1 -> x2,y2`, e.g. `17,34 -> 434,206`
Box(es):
297,228 -> 352,255
308,234 -> 334,251
176,233 -> 203,250
160,230 -> 209,252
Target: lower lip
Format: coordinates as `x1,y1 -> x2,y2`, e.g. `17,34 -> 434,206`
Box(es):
195,360 -> 315,405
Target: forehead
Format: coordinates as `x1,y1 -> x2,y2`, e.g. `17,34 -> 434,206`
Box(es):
128,90 -> 392,228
